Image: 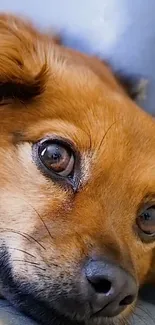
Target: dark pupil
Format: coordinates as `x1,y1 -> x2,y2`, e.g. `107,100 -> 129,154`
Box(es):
141,209 -> 154,221
42,145 -> 62,162
140,208 -> 155,234
142,212 -> 151,220
40,143 -> 71,173
47,146 -> 61,162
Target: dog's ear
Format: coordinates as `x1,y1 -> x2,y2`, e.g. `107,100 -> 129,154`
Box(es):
0,14 -> 49,104
79,54 -> 148,102
103,61 -> 148,102
116,72 -> 148,102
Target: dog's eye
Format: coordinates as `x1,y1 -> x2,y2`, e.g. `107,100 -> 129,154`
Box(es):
38,141 -> 74,177
136,207 -> 155,241
33,138 -> 81,191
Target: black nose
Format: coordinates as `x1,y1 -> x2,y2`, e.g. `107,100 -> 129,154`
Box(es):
85,260 -> 137,317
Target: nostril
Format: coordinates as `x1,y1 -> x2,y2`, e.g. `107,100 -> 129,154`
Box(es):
89,278 -> 112,294
119,295 -> 134,306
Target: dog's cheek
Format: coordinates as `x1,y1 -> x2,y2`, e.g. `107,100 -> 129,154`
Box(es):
0,142 -> 72,272
140,247 -> 155,285
132,246 -> 154,285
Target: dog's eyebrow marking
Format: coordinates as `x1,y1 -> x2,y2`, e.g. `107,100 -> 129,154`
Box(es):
0,64 -> 48,104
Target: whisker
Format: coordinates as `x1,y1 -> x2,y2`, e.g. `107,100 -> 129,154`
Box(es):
97,121 -> 116,151
135,303 -> 155,324
0,228 -> 46,250
83,125 -> 92,152
120,316 -> 130,325
7,194 -> 54,245
26,203 -> 54,242
132,309 -> 147,325
11,259 -> 46,272
132,313 -> 146,325
8,248 -> 36,258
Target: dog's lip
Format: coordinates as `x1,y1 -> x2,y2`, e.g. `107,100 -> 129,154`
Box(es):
90,300 -> 126,319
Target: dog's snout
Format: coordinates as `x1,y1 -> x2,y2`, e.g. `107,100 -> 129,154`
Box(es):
84,260 -> 137,317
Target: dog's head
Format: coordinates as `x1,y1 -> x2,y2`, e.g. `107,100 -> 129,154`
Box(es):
0,13 -> 155,325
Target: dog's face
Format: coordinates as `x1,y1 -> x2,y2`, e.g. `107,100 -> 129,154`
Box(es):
0,14 -> 155,325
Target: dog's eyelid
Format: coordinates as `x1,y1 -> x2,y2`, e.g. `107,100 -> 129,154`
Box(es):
137,193 -> 155,213
143,193 -> 155,202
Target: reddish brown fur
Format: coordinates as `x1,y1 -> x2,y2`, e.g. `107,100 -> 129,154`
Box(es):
0,13 -> 155,325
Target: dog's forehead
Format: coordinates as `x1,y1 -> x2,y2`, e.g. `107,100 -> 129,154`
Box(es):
1,50 -> 155,170
2,66 -> 155,153
36,72 -> 155,189
37,71 -> 155,153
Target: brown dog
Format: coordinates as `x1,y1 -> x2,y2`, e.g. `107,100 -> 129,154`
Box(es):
0,13 -> 155,325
